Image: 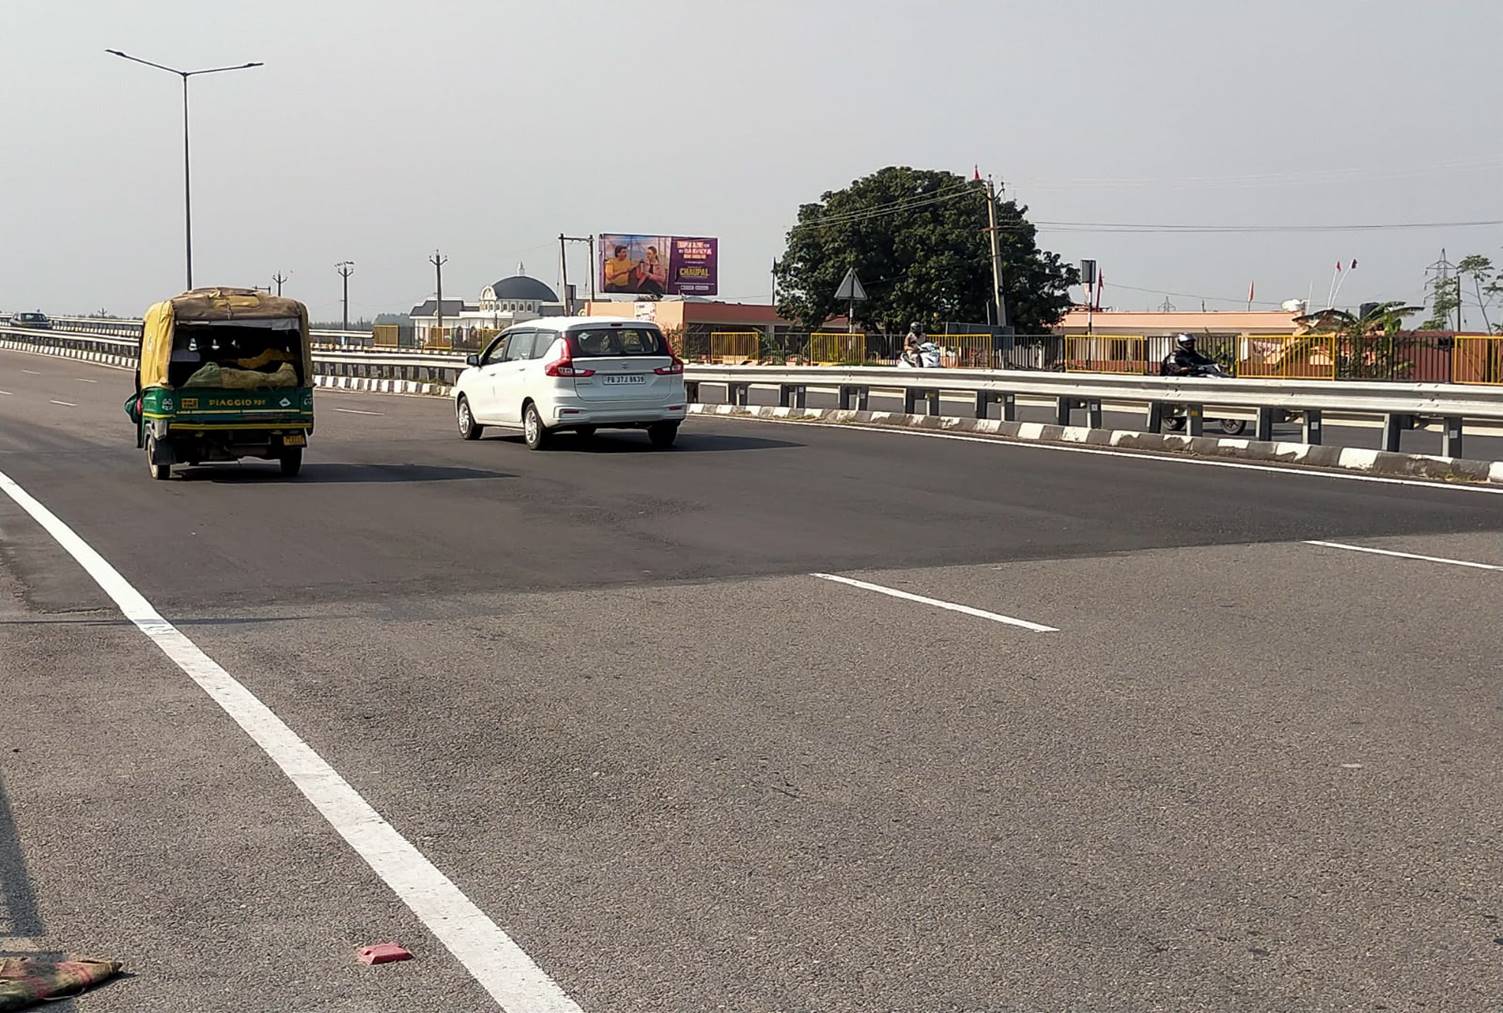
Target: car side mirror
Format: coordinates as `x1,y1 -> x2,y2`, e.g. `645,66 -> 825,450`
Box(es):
466,353 -> 480,367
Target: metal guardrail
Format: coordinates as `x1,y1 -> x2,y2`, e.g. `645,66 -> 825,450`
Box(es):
7,325 -> 1503,456
683,364 -> 1503,456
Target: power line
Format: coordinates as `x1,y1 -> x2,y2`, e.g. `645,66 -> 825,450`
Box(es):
787,183 -> 982,233
1101,280 -> 1288,308
1030,217 -> 1503,234
1007,154 -> 1503,191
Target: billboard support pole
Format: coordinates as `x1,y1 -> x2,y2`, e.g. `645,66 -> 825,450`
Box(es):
587,236 -> 597,301
558,234 -> 572,315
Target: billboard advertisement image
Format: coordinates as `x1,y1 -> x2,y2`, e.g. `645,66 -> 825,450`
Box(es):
600,234 -> 718,297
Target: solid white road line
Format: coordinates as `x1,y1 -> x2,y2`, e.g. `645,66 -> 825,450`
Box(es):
716,415 -> 1503,497
48,400 -> 77,407
333,407 -> 384,415
0,467 -> 583,1013
811,572 -> 1058,633
1304,540 -> 1503,572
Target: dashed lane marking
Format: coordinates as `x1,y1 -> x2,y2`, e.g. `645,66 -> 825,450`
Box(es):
48,400 -> 77,407
1304,540 -> 1503,572
811,572 -> 1059,633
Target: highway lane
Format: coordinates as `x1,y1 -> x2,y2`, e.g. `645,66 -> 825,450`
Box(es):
3,345 -> 1502,1010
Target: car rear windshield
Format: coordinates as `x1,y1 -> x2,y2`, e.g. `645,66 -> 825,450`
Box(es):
568,327 -> 667,357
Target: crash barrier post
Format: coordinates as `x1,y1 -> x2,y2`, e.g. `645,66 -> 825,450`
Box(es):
1453,335 -> 1503,385
810,331 -> 868,365
1238,334 -> 1337,380
1064,335 -> 1147,375
709,331 -> 760,365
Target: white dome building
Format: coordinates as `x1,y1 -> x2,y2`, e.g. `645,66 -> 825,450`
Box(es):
409,264 -> 563,345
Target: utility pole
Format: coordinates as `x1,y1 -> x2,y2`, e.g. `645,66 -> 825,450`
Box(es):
335,260 -> 355,334
558,235 -> 572,315
271,270 -> 288,296
1424,249 -> 1460,329
428,250 -> 448,345
983,175 -> 1009,329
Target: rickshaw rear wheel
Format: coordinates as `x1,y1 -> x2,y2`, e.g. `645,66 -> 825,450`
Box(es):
145,436 -> 170,481
279,446 -> 303,478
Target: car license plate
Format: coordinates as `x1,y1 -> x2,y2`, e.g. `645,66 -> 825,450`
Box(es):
603,374 -> 646,385
282,433 -> 307,446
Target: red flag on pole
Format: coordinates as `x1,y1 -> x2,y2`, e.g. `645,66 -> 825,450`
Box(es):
973,165 -> 981,182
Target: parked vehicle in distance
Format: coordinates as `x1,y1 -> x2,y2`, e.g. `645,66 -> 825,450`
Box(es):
453,317 -> 687,450
10,311 -> 51,330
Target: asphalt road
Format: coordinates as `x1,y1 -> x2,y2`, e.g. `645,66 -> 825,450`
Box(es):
3,345 -> 1502,1012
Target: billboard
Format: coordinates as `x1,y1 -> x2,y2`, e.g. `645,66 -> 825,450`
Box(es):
600,234 -> 718,297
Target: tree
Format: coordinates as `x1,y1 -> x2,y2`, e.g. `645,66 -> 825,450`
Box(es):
1456,254 -> 1495,333
773,166 -> 1077,334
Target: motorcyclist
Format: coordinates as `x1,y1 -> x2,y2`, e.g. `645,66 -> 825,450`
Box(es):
900,322 -> 926,367
1161,333 -> 1216,376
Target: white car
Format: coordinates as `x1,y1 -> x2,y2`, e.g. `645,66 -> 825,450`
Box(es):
453,316 -> 688,450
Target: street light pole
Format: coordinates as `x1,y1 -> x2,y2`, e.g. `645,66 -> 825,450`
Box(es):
106,50 -> 263,290
336,261 -> 356,334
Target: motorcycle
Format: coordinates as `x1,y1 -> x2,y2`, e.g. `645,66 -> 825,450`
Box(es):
1162,361 -> 1247,435
897,341 -> 941,369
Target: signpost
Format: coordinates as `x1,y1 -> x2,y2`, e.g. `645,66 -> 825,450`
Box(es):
833,268 -> 868,334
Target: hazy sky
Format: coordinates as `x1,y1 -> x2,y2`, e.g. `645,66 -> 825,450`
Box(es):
3,0 -> 1500,324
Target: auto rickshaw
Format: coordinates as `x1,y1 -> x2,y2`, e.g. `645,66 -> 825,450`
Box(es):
124,287 -> 315,479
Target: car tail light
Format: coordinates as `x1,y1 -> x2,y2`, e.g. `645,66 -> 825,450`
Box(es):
544,351 -> 594,378
654,357 -> 684,375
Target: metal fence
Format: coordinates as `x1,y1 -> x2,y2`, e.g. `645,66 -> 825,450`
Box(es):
1064,336 -> 1146,375
708,331 -> 760,364
1453,334 -> 1503,385
1237,334 -> 1336,380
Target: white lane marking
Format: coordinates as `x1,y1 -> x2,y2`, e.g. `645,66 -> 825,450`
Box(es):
49,400 -> 78,408
1303,540 -> 1503,571
20,369 -> 41,375
0,390 -> 11,396
76,378 -> 99,383
712,414 -> 1503,497
333,407 -> 384,416
811,572 -> 1058,633
0,467 -> 583,1013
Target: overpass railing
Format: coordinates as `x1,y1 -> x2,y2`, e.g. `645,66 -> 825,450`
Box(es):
7,324 -> 1503,457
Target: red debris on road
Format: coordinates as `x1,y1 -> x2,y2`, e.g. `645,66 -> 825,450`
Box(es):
356,943 -> 413,966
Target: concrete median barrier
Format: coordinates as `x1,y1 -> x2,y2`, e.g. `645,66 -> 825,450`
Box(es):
690,403 -> 1503,487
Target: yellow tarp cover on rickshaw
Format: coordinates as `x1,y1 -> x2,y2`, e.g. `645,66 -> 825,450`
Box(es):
139,287 -> 312,389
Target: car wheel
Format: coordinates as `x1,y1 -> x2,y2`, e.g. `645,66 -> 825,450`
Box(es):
523,403 -> 551,450
279,446 -> 303,477
456,395 -> 482,440
648,421 -> 679,449
1218,419 -> 1247,436
145,435 -> 170,481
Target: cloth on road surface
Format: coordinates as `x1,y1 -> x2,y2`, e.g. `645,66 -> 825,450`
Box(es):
0,956 -> 123,1009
